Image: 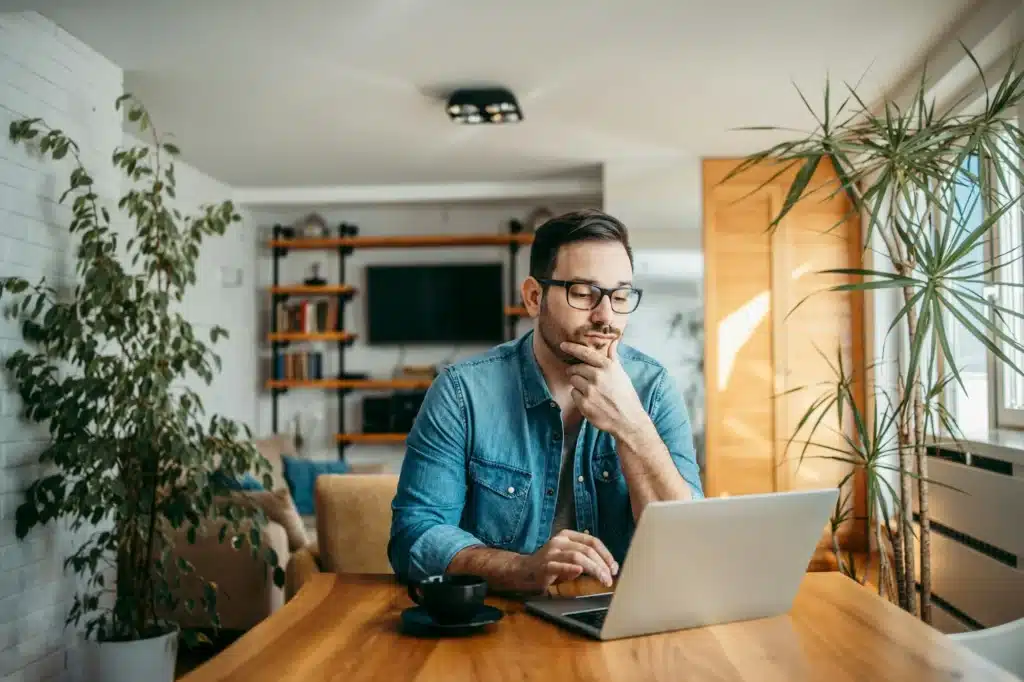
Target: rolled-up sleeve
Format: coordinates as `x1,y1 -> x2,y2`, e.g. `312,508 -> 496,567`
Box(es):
388,368 -> 484,582
650,369 -> 704,499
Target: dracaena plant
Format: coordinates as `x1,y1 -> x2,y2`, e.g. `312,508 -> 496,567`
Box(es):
729,49 -> 1024,623
3,94 -> 283,644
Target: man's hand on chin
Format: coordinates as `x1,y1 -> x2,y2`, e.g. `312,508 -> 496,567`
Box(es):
560,338 -> 650,440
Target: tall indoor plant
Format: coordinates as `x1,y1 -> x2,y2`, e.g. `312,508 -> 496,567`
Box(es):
727,52 -> 1024,623
3,95 -> 283,680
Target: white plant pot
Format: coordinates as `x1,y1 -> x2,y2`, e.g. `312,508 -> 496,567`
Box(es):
73,626 -> 179,682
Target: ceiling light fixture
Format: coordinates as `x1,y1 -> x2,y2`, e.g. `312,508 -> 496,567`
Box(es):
446,87 -> 522,124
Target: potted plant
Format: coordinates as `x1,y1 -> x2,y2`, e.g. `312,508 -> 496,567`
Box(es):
728,52 -> 1024,622
3,95 -> 283,682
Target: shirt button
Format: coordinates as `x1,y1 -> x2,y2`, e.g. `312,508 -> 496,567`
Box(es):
553,432 -> 562,442
546,488 -> 554,496
602,471 -> 610,478
549,400 -> 557,408
507,486 -> 516,494
577,475 -> 584,483
582,529 -> 590,534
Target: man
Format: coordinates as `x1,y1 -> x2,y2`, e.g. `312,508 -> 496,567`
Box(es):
388,208 -> 703,593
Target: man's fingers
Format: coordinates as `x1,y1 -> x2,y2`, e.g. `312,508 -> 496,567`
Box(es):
559,342 -> 608,368
566,363 -> 600,382
553,548 -> 613,587
563,531 -> 618,576
568,374 -> 589,394
543,561 -> 583,586
607,337 -> 620,360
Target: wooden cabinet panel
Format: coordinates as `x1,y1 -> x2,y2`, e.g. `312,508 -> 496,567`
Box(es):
705,182 -> 778,496
703,158 -> 865,546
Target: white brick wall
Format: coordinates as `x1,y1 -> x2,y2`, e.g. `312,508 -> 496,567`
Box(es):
0,11 -> 123,682
1,12 -> 259,681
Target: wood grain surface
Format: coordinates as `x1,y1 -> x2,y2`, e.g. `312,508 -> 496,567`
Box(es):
181,573 -> 1017,682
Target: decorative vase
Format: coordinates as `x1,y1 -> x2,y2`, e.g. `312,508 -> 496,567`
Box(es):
72,625 -> 179,682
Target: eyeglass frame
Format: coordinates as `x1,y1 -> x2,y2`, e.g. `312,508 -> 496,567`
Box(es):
535,278 -> 644,313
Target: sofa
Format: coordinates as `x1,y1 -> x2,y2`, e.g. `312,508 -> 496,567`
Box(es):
162,435 -> 386,631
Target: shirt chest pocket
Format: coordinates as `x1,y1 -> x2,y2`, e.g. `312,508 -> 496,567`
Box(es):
467,458 -> 532,548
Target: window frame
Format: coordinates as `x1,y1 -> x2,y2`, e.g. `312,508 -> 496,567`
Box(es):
990,142 -> 1024,429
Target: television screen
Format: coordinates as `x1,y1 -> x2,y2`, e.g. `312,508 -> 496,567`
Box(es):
365,263 -> 506,344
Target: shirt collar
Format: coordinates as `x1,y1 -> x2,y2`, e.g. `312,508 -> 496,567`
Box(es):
517,329 -> 555,409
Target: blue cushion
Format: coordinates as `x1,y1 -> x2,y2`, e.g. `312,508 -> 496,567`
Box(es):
212,471 -> 265,491
282,455 -> 350,515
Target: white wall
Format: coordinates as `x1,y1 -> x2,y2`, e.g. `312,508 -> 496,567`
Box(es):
0,11 -> 123,682
123,134 -> 259,430
602,157 -> 702,252
0,13 -> 253,681
251,199 -> 597,469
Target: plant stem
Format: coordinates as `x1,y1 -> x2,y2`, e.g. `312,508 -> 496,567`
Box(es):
900,286 -> 920,617
911,357 -> 932,624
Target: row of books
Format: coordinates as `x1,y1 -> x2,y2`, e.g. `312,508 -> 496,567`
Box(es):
274,299 -> 339,333
273,351 -> 325,381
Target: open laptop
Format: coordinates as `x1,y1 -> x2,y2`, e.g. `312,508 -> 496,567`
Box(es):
524,488 -> 838,641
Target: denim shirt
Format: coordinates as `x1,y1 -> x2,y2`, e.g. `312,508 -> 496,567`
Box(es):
387,330 -> 704,583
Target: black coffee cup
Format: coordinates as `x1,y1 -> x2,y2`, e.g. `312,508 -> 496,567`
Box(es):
407,575 -> 487,624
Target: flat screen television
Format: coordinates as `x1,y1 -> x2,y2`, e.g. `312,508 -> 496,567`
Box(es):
365,263 -> 505,344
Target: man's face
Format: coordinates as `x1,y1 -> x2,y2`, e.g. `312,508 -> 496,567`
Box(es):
536,240 -> 635,365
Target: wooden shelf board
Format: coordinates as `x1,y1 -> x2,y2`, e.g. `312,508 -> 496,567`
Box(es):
266,378 -> 433,391
270,285 -> 356,296
269,234 -> 533,250
268,331 -> 357,342
505,305 -> 529,317
337,433 -> 408,444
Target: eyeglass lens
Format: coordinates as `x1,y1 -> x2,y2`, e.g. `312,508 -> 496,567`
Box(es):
566,283 -> 640,313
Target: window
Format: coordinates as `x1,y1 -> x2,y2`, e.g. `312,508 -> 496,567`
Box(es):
945,154 -> 990,434
993,155 -> 1024,429
945,145 -> 1024,431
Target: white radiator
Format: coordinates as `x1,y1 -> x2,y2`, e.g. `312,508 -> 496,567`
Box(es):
913,440 -> 1024,633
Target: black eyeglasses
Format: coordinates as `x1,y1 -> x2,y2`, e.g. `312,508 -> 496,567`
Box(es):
537,279 -> 643,314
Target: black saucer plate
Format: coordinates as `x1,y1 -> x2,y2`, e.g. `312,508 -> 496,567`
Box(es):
400,605 -> 504,637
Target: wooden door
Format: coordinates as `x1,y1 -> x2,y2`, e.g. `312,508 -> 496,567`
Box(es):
703,158 -> 866,543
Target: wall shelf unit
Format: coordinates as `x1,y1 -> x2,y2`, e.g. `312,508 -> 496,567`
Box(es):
270,284 -> 356,296
268,222 -> 533,458
266,378 -> 434,391
268,331 -> 357,343
336,433 -> 408,445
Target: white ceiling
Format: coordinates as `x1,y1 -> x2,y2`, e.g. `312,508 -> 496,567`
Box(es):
19,0 -> 974,188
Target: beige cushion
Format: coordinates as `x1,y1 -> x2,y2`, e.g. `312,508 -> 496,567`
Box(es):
315,474 -> 398,574
234,488 -> 309,552
252,434 -> 298,493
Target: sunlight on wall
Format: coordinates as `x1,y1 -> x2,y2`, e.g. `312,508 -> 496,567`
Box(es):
717,291 -> 771,391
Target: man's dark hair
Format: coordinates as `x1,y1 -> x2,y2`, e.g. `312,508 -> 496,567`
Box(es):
528,208 -> 633,281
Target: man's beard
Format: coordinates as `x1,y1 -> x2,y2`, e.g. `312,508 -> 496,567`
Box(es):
537,302 -> 621,365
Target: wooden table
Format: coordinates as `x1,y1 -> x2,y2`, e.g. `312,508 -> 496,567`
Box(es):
182,573 -> 1017,681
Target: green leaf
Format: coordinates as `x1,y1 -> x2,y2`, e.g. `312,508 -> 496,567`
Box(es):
770,154 -> 822,232
903,292 -> 933,406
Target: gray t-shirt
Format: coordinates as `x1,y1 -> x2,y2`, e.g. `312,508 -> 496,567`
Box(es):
549,420 -> 582,537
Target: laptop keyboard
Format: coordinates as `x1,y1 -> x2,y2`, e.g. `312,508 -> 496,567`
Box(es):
564,608 -> 608,630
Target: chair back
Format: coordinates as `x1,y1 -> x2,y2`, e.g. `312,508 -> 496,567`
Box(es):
949,617 -> 1024,677
315,473 -> 399,574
